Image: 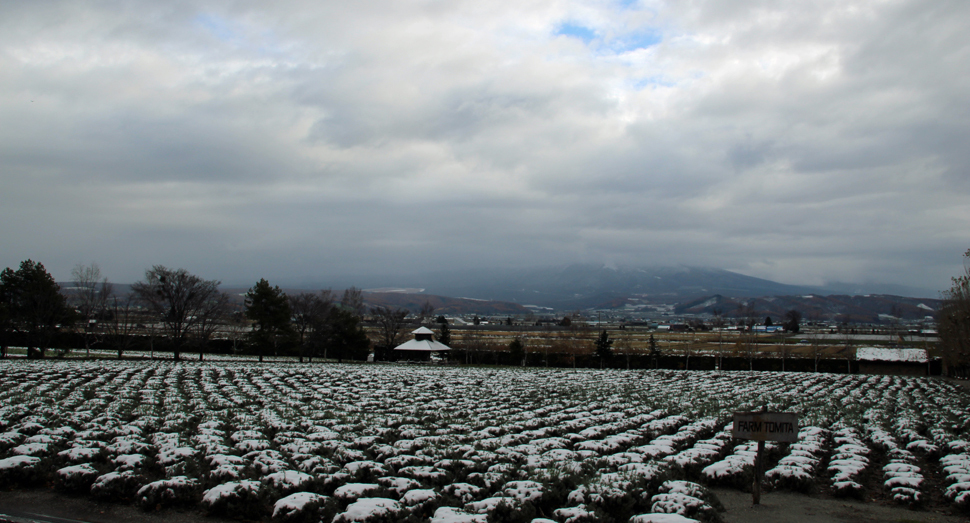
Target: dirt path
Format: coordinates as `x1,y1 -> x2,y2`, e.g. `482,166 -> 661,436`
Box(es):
0,489 -> 214,523
2,487 -> 970,523
715,488 -> 970,523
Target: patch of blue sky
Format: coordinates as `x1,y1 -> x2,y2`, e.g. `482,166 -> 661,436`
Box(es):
633,75 -> 674,90
617,0 -> 640,9
610,29 -> 662,52
555,22 -> 597,44
554,20 -> 662,56
195,13 -> 287,56
195,13 -> 244,45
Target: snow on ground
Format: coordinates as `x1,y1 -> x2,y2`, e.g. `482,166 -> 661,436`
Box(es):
273,491 -> 328,519
333,497 -> 403,522
855,347 -> 928,363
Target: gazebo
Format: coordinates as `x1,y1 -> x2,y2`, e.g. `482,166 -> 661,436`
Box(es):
393,327 -> 451,361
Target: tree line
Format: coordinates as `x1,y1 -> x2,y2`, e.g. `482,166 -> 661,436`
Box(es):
3,253 -> 969,375
0,260 -> 372,361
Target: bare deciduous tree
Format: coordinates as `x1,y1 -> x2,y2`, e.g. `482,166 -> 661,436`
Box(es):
131,266 -> 222,361
809,311 -> 824,372
711,307 -> 725,370
613,333 -> 634,370
684,332 -> 694,371
459,327 -> 480,365
940,249 -> 970,378
290,290 -> 333,362
341,287 -> 366,319
70,263 -> 113,357
224,311 -> 249,356
371,305 -> 409,361
194,290 -> 232,361
146,320 -> 158,359
739,302 -> 758,370
106,292 -> 136,359
888,304 -> 902,347
837,314 -> 853,373
417,301 -> 435,325
781,309 -> 802,372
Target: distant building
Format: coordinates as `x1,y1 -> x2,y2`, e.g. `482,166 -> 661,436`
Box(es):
855,347 -> 931,376
752,325 -> 783,333
393,327 -> 451,362
658,324 -> 690,332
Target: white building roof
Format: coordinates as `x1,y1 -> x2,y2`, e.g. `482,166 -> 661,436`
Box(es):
393,326 -> 451,352
393,338 -> 451,352
856,347 -> 928,363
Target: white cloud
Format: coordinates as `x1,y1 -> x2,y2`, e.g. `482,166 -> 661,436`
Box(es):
0,0 -> 967,292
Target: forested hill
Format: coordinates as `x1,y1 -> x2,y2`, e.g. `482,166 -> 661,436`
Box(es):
360,291 -> 529,315
671,294 -> 940,323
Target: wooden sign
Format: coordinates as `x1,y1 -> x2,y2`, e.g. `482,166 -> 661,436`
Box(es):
732,410 -> 799,506
732,411 -> 799,443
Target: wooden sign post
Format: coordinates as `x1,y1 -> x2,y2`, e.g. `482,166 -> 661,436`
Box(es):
732,408 -> 798,505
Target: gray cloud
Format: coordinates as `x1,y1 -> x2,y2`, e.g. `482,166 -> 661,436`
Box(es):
1,0 -> 968,293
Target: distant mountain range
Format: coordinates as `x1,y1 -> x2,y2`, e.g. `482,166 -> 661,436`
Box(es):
331,264 -> 942,320
361,290 -> 940,322
95,264 -> 943,319
354,291 -> 530,316
332,264 -> 938,310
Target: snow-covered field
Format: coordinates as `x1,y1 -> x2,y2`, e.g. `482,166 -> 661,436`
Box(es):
1,361 -> 969,523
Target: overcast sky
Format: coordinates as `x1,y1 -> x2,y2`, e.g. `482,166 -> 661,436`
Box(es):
2,0 -> 968,292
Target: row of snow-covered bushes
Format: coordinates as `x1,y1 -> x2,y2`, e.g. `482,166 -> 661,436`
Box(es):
1,361 -> 969,522
446,350 -> 911,374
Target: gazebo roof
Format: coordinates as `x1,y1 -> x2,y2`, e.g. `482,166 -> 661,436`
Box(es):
393,338 -> 451,352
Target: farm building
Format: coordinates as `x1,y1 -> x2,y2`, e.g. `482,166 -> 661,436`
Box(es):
855,347 -> 931,376
393,326 -> 451,361
751,325 -> 784,333
658,323 -> 690,332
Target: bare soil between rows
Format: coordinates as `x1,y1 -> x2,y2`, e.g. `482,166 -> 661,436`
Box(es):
0,487 -> 212,523
2,487 -> 969,523
715,488 -> 970,523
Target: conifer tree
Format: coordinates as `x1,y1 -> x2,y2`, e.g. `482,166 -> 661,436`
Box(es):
595,330 -> 613,367
509,338 -> 525,366
318,308 -> 370,363
0,259 -> 73,358
244,279 -> 292,362
437,321 -> 451,347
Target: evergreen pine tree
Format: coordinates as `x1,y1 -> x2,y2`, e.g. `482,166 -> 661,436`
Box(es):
438,322 -> 451,347
244,278 -> 292,362
509,338 -> 525,366
0,260 -> 73,358
649,334 -> 660,368
595,330 -> 613,367
324,308 -> 370,363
